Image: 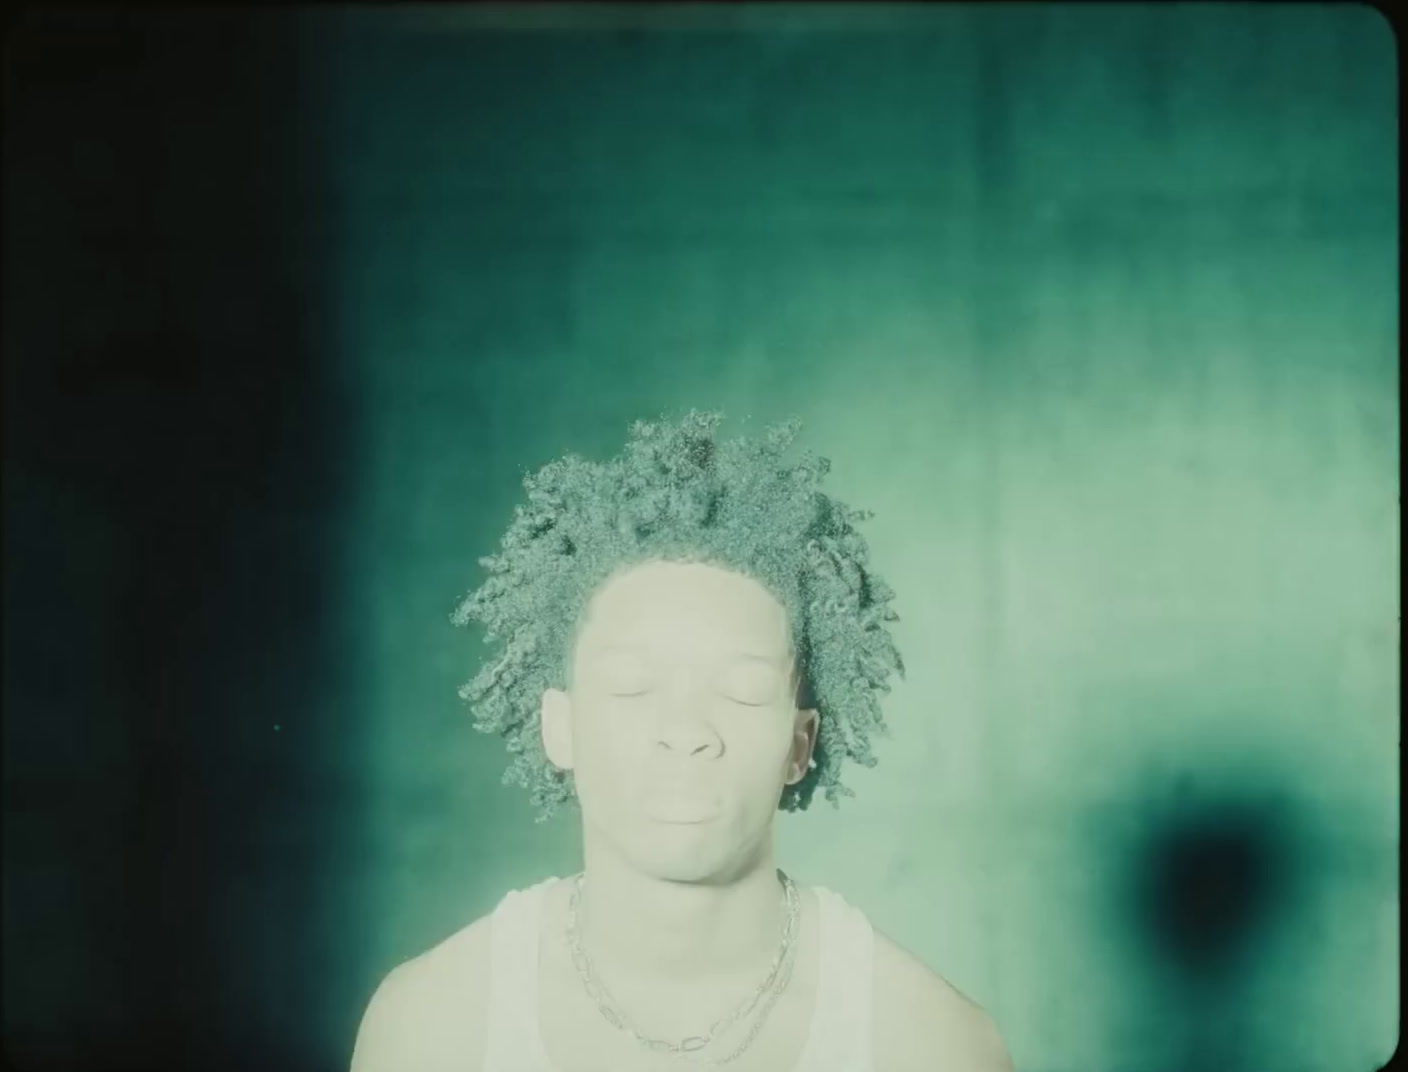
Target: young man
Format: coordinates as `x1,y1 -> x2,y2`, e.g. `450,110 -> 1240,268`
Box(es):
351,411 -> 1015,1071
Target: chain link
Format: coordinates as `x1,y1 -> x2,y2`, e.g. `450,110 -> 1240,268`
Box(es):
566,869 -> 800,1064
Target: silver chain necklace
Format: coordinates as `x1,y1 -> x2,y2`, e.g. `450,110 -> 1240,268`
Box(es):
566,869 -> 800,1064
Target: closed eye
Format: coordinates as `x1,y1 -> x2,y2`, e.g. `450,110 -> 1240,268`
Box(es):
611,692 -> 764,706
724,695 -> 768,707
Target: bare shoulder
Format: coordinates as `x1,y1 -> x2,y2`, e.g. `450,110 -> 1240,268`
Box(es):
349,912 -> 495,1072
872,927 -> 1015,1072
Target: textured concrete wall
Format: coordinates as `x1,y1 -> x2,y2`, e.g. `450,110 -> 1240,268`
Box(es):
3,6 -> 1394,1072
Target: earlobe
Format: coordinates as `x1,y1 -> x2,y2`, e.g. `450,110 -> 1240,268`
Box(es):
541,688 -> 574,771
787,708 -> 819,784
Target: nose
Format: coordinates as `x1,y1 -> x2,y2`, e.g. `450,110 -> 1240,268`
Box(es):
653,695 -> 723,758
656,734 -> 719,758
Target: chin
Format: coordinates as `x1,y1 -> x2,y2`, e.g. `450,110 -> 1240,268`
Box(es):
589,818 -> 721,877
642,829 -> 774,886
585,796 -> 772,868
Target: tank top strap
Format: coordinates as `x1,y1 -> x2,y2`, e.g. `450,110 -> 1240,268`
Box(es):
483,877 -> 560,1072
803,885 -> 877,1072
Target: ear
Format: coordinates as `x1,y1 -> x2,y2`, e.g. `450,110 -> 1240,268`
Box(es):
541,687 -> 575,771
785,708 -> 819,785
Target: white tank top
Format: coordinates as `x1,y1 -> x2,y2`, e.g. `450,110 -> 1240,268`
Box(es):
481,876 -> 876,1071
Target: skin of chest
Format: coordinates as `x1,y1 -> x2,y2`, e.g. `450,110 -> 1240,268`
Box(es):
535,879 -> 824,1072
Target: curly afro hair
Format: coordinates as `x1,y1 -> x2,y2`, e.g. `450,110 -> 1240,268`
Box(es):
450,409 -> 905,824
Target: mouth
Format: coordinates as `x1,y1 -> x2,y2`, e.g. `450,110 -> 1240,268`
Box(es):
646,798 -> 720,824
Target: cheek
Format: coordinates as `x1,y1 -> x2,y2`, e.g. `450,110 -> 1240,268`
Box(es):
573,714 -> 631,765
730,719 -> 798,777
570,711 -> 654,791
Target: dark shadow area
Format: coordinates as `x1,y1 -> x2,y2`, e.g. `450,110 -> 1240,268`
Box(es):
1114,774 -> 1312,1072
1133,798 -> 1292,981
4,10 -> 355,1071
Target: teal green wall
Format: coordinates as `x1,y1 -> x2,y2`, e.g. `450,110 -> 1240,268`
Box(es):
318,6 -> 1396,1070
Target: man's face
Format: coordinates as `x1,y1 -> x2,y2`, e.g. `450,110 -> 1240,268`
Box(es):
541,559 -> 817,882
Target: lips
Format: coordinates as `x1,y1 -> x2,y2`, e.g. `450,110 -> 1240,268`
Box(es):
645,795 -> 719,823
652,810 -> 717,824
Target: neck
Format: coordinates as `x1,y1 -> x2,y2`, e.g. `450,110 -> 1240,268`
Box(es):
572,844 -> 789,988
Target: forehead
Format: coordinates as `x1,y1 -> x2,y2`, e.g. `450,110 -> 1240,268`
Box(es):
577,561 -> 790,657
